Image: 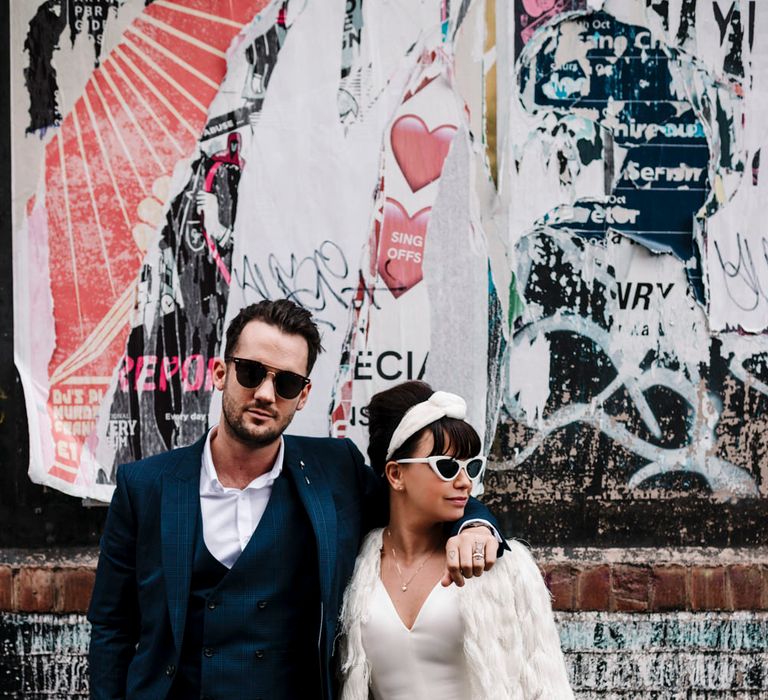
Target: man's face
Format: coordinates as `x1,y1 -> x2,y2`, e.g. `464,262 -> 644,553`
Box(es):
213,320 -> 311,447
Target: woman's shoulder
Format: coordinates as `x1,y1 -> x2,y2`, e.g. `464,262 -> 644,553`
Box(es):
346,528 -> 384,588
340,528 -> 384,632
359,527 -> 384,557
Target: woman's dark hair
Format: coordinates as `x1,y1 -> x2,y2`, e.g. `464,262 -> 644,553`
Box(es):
366,380 -> 481,477
224,299 -> 323,373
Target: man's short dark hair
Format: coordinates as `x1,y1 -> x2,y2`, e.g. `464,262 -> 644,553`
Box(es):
224,300 -> 323,373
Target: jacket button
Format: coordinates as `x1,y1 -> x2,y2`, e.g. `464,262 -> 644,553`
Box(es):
207,600 -> 217,610
255,649 -> 265,659
204,647 -> 214,658
165,664 -> 176,677
257,600 -> 267,610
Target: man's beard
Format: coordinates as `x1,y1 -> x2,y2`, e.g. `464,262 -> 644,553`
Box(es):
220,392 -> 293,447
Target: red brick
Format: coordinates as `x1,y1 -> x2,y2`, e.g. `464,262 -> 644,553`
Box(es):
0,566 -> 12,610
763,567 -> 768,611
542,564 -> 577,611
691,566 -> 730,611
728,564 -> 764,610
15,567 -> 55,612
650,565 -> 688,612
612,564 -> 651,612
56,569 -> 96,613
576,565 -> 611,610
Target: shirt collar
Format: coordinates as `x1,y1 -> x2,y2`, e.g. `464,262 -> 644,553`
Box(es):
201,426 -> 284,493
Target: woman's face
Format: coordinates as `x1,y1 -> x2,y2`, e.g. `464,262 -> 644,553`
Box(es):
390,429 -> 473,523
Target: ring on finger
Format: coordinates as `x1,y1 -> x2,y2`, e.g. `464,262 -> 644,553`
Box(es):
472,553 -> 485,560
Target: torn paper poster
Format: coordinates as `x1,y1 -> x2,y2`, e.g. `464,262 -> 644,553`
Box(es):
13,0 -> 768,513
329,44 -> 506,466
14,0 -> 503,500
92,2 -> 300,484
510,9 -> 746,302
496,2 -> 767,509
14,0 -> 279,499
506,228 -> 759,500
699,0 -> 768,333
222,0 -> 471,444
703,128 -> 768,332
512,0 -> 587,61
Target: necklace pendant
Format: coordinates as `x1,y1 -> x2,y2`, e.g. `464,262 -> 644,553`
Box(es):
401,584 -> 407,592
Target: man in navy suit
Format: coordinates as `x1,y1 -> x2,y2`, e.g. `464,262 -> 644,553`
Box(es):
88,299 -> 504,700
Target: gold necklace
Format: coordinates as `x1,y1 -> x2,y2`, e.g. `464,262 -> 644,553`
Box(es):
386,528 -> 436,592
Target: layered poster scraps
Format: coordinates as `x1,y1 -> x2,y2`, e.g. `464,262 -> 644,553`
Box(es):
13,0 -> 499,500
501,0 -> 768,503
328,42 -> 506,476
11,0 -> 768,506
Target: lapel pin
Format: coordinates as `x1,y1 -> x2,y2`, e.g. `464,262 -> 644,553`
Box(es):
299,460 -> 310,484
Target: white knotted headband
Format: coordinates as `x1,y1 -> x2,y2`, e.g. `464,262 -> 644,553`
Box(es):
385,391 -> 467,460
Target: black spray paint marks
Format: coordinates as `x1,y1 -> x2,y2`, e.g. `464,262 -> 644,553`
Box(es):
23,0 -> 125,134
202,11 -> 287,140
23,2 -> 67,133
713,1 -> 745,78
676,0 -> 697,45
752,148 -> 761,186
646,0 -> 670,30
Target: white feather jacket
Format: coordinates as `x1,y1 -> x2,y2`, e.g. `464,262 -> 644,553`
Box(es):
338,528 -> 574,700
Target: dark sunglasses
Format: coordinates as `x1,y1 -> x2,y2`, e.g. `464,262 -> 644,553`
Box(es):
225,356 -> 310,399
396,455 -> 486,483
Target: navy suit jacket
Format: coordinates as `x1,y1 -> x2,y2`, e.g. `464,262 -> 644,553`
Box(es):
87,433 -> 504,700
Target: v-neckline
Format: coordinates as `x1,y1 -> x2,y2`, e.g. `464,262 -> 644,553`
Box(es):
376,576 -> 443,632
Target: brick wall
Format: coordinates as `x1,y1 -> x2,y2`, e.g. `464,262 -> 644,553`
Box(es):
536,548 -> 768,613
2,547 -> 767,697
3,548 -> 766,615
0,551 -> 96,616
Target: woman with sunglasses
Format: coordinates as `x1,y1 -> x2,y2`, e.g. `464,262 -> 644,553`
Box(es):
338,381 -> 573,700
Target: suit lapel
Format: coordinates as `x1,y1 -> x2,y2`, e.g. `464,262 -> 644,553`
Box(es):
283,437 -> 337,609
161,436 -> 205,650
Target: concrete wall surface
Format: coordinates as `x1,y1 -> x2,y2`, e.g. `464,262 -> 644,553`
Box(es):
2,611 -> 767,698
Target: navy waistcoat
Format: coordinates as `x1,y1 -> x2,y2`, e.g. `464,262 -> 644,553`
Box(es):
172,470 -> 322,700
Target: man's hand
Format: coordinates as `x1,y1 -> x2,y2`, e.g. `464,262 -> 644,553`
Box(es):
441,526 -> 498,587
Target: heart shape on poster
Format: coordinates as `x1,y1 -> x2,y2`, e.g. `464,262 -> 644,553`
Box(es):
522,0 -> 556,17
390,115 -> 457,192
377,198 -> 431,298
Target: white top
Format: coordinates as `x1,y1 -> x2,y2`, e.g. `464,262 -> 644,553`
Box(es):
361,578 -> 471,700
199,427 -> 284,568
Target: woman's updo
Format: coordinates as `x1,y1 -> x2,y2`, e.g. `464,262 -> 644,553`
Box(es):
366,380 -> 482,477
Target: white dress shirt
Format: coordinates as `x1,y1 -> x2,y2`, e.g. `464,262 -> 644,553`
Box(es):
200,427 -> 284,568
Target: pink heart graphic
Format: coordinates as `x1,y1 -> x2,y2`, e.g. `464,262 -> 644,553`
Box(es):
377,199 -> 431,298
390,115 -> 458,192
522,0 -> 556,17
